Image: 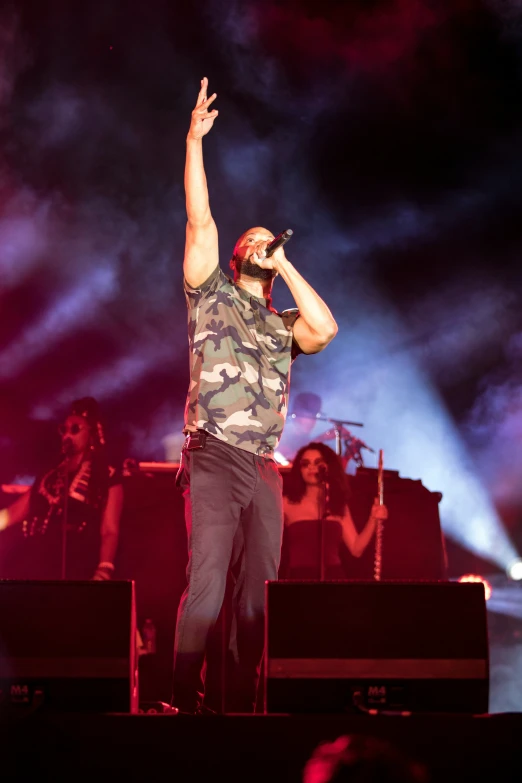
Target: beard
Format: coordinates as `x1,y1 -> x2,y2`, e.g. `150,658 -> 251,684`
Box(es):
233,255 -> 277,282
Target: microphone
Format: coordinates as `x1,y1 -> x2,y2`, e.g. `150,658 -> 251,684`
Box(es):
260,229 -> 293,259
317,464 -> 328,482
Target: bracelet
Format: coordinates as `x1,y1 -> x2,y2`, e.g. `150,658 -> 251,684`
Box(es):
97,561 -> 115,571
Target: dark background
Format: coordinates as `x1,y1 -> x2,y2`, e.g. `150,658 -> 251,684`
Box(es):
1,2 -> 522,580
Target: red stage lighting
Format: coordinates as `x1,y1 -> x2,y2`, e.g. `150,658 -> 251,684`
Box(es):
458,574 -> 492,601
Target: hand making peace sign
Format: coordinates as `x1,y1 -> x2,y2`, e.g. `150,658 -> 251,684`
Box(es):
187,77 -> 219,141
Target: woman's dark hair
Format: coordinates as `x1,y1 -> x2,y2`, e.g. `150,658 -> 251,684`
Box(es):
69,397 -> 110,509
285,442 -> 350,517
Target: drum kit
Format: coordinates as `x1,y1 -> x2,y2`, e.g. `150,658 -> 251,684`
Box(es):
289,413 -> 374,468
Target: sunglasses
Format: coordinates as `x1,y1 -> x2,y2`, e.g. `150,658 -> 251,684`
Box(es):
300,459 -> 328,469
58,423 -> 88,436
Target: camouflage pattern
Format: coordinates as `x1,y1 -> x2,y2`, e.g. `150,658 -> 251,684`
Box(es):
184,265 -> 300,455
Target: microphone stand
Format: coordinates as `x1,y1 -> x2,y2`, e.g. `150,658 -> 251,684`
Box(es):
60,456 -> 70,581
318,469 -> 330,582
289,415 -> 364,458
319,418 -> 364,457
374,450 -> 384,582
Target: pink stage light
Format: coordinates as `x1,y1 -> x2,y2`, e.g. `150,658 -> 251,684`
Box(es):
458,574 -> 492,601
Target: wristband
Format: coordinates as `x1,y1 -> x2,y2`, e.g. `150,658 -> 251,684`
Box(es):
97,561 -> 115,571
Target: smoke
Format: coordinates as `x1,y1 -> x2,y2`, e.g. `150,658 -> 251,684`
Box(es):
0,266 -> 117,379
489,623 -> 522,712
464,332 -> 522,504
0,194 -> 53,288
486,0 -> 522,29
0,8 -> 190,461
0,0 -> 522,505
32,340 -> 173,420
1,0 -> 521,703
399,277 -> 519,385
288,298 -> 519,569
122,400 -> 186,460
189,0 -> 522,543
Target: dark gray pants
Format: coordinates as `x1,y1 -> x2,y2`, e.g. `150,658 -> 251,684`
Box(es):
172,432 -> 283,712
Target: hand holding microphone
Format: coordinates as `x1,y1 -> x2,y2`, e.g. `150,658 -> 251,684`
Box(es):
256,229 -> 293,262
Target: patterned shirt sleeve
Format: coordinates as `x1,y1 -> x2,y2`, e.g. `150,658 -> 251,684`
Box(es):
184,264 -> 225,309
281,308 -> 303,360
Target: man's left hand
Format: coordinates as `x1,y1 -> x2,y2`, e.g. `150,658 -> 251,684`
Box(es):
251,241 -> 287,270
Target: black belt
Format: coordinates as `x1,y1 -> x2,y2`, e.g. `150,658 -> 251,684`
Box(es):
183,430 -> 274,459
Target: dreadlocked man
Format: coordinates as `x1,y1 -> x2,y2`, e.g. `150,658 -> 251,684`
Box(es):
0,397 -> 123,580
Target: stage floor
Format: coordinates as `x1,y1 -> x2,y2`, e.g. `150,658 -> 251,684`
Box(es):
2,711 -> 522,782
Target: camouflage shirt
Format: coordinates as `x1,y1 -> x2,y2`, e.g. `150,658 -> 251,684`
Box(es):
184,264 -> 300,456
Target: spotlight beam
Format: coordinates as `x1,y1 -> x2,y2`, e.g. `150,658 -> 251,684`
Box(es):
0,267 -> 116,380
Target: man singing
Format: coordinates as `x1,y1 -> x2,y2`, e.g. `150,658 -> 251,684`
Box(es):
172,77 -> 338,714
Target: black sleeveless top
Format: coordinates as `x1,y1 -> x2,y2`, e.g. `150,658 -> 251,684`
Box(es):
281,518 -> 346,580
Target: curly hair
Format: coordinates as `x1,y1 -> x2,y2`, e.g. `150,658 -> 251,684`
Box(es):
285,442 -> 350,517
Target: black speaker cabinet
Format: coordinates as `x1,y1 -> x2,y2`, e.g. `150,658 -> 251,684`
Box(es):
0,580 -> 138,713
265,581 -> 489,715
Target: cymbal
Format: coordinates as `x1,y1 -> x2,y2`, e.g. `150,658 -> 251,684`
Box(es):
314,425 -> 353,442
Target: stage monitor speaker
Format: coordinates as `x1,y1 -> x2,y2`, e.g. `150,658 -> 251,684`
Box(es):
0,580 -> 138,713
265,581 -> 489,715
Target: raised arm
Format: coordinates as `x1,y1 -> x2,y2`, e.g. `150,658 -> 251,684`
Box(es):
251,244 -> 338,354
183,77 -> 220,289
